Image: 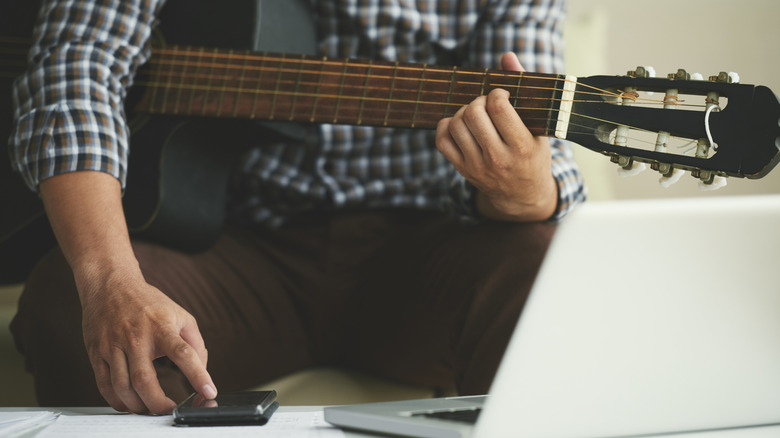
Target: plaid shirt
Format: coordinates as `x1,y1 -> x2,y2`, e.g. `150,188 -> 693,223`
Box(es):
11,0 -> 585,226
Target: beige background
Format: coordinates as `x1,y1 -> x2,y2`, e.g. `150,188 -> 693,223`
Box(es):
564,0 -> 780,200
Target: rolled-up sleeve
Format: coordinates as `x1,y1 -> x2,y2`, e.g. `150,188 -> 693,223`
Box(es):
9,0 -> 165,192
447,0 -> 586,222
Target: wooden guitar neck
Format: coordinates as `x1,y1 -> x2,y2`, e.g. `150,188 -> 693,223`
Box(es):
133,47 -> 567,136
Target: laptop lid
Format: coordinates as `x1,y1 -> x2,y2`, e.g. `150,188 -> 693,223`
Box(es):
475,195 -> 780,438
325,195 -> 780,438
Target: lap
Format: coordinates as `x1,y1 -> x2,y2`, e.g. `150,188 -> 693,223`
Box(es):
12,208 -> 555,402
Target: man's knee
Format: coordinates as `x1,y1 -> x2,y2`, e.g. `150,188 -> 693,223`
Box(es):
10,247 -> 103,406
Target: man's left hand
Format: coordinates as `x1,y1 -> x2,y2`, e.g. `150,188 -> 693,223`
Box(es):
435,52 -> 558,222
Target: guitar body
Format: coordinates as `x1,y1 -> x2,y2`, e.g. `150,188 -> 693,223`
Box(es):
0,0 -> 316,283
0,0 -> 55,284
124,0 -> 315,250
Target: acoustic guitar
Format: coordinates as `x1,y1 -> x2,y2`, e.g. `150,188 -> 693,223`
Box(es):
1,0 -> 779,284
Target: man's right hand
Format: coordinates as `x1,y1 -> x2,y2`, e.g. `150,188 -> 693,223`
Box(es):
39,171 -> 217,414
80,275 -> 215,414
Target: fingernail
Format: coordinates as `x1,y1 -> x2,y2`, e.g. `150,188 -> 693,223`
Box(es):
201,384 -> 217,399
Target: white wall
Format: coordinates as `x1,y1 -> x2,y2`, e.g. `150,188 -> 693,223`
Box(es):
564,0 -> 780,200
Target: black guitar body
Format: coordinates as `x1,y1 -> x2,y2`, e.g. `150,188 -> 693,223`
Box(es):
0,0 -> 53,284
0,0 -> 316,283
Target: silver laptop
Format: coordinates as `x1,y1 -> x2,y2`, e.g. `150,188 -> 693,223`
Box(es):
325,195 -> 780,438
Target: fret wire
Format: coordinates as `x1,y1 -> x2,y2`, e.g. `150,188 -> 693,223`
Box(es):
186,47 -> 204,114
216,49 -> 234,117
172,46 -> 189,114
268,53 -> 286,120
546,75 -> 559,134
480,68 -> 489,95
332,58 -> 350,124
148,48 -> 164,112
233,48 -> 249,118
161,45 -> 177,113
200,49 -> 218,117
250,53 -> 266,119
289,54 -> 306,121
356,59 -> 373,125
383,61 -> 400,127
309,56 -> 327,123
444,66 -> 457,119
513,72 -> 524,110
410,64 -> 427,128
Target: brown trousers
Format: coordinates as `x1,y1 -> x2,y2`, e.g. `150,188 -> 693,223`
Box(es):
10,209 -> 555,406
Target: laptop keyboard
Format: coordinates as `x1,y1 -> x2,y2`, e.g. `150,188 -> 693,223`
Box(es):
413,408 -> 482,424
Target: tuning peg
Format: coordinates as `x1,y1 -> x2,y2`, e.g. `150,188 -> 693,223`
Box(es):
652,162 -> 683,187
668,69 -> 709,81
709,71 -> 739,83
659,169 -> 684,188
698,176 -> 727,191
668,69 -> 690,80
611,155 -> 646,176
617,162 -> 646,177
692,169 -> 728,190
628,66 -> 655,78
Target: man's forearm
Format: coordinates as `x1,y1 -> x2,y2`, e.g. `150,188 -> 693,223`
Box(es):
38,171 -> 143,298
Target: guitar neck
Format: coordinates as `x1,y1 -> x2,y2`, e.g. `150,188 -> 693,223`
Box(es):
134,46 -> 567,136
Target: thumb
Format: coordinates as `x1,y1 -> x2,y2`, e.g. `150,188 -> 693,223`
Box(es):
501,52 -> 525,72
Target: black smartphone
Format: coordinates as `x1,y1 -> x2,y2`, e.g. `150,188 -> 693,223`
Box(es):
173,390 -> 278,426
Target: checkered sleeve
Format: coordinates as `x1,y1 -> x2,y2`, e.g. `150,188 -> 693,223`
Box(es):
9,0 -> 165,192
447,0 -> 586,222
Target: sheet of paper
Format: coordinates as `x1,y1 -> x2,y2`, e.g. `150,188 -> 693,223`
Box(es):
0,411 -> 59,438
36,410 -> 344,437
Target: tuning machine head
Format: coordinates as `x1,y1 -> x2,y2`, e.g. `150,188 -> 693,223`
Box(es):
668,69 -> 692,80
668,69 -> 706,81
668,69 -> 740,83
708,71 -> 740,83
627,66 -> 655,78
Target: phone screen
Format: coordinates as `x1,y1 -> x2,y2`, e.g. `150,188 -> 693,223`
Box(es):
181,391 -> 275,409
173,390 -> 278,426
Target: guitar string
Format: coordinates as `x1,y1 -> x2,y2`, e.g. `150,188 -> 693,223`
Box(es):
133,68 -> 699,111
0,38 -> 636,107
0,39 -> 713,154
0,39 -> 703,110
145,48 -> 631,100
135,56 -> 707,111
132,75 -> 705,155
129,54 -> 711,148
144,47 -> 705,109
129,72 -> 706,138
0,80 -> 706,152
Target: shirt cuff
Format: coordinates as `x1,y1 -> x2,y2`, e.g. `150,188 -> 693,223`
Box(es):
9,103 -> 128,192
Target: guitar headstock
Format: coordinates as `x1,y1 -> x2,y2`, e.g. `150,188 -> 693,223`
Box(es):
564,67 -> 780,185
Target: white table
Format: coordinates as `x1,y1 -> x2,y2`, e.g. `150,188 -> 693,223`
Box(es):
2,407 -> 779,437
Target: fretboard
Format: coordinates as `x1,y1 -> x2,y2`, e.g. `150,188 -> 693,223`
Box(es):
133,46 -> 566,136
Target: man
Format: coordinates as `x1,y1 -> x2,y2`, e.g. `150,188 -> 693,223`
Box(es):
9,0 -> 585,414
